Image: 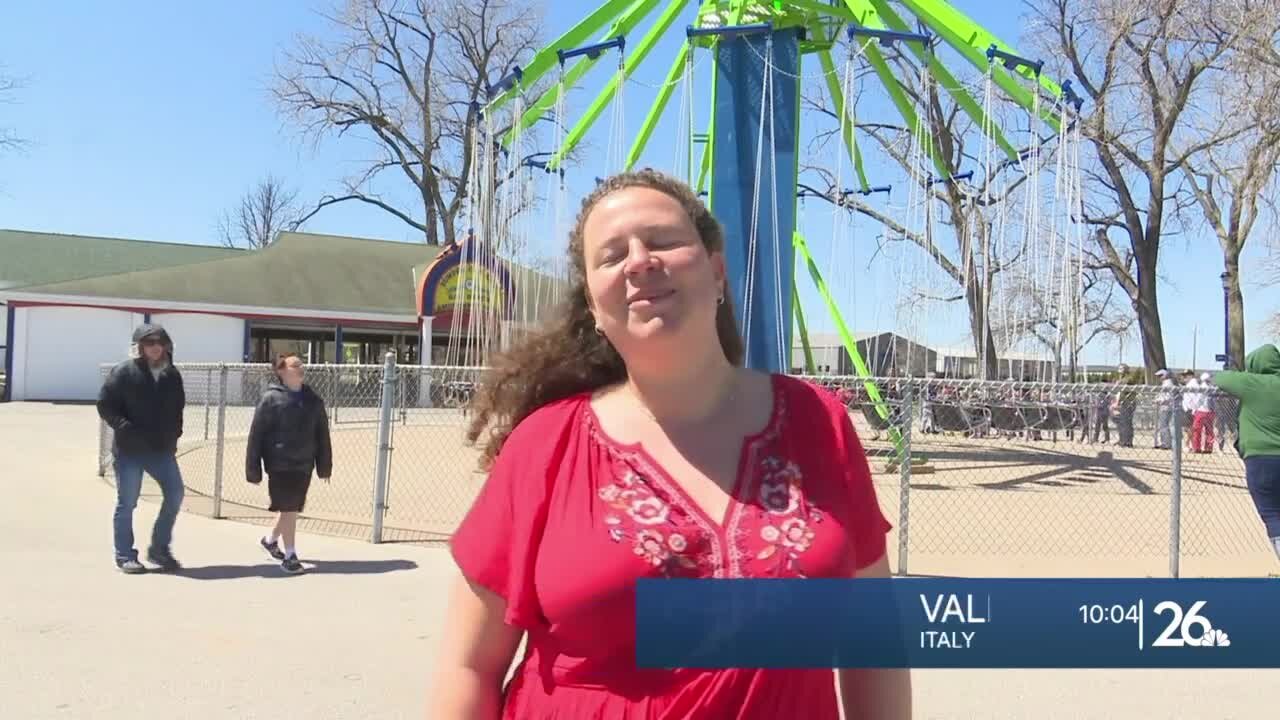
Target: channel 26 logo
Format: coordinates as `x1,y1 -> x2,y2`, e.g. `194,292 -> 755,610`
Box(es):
1152,601 -> 1231,648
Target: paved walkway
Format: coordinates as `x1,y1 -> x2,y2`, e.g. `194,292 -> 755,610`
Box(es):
2,402 -> 458,720
2,402 -> 1276,719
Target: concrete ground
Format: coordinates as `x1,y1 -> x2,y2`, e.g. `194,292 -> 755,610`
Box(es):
3,401 -> 1277,719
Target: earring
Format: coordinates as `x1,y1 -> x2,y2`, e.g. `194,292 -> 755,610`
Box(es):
717,295 -> 725,305
594,326 -> 605,336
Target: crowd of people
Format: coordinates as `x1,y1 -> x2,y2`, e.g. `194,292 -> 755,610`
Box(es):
822,363 -> 1238,453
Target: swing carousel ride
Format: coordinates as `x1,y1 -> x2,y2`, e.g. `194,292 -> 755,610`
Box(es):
426,0 -> 1089,459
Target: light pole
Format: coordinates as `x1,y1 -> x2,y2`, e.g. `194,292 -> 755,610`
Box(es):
1218,271 -> 1231,370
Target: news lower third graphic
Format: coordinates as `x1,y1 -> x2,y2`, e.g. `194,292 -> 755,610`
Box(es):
634,578 -> 1280,669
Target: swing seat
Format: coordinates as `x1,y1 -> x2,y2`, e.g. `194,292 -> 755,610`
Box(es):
985,404 -> 1029,432
931,403 -> 983,433
1033,405 -> 1078,432
1022,405 -> 1050,429
438,380 -> 475,408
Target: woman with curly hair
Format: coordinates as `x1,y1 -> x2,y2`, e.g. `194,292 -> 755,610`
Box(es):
426,169 -> 909,719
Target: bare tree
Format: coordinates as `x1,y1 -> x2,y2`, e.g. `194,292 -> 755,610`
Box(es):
1260,245 -> 1280,339
800,44 -> 1053,380
0,66 -> 27,154
217,174 -> 305,249
274,0 -> 545,246
1174,8 -> 1280,369
992,265 -> 1134,380
1027,0 -> 1265,380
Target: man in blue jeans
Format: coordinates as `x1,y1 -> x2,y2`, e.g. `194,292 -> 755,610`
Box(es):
97,324 -> 186,573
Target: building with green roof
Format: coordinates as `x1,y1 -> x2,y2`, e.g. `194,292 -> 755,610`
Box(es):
1,229 -> 247,399
2,229 -> 559,401
0,228 -> 246,291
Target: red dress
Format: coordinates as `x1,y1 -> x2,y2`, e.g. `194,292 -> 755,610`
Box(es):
450,373 -> 893,719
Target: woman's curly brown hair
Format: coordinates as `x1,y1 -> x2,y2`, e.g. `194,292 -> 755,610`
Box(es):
464,168 -> 745,470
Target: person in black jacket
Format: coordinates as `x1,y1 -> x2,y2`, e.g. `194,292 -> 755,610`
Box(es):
246,352 -> 333,573
96,323 -> 186,573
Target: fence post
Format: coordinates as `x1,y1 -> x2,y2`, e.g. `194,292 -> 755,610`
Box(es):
332,368 -> 340,425
1169,395 -> 1183,578
371,351 -> 397,543
203,366 -> 212,440
212,364 -> 228,520
400,365 -> 409,426
897,383 -> 913,577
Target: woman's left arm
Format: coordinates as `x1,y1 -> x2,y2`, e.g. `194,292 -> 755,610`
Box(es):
838,552 -> 912,720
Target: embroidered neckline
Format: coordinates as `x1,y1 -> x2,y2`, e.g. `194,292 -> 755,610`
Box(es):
581,374 -> 790,578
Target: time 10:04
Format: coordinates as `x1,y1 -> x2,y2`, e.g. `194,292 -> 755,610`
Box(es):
1079,603 -> 1140,624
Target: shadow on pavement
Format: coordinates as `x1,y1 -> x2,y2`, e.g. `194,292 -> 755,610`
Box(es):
169,558 -> 419,580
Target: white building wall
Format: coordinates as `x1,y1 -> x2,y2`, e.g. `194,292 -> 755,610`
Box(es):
150,312 -> 244,364
13,306 -> 144,401
7,297 -> 419,403
150,312 -> 250,405
11,307 -> 252,402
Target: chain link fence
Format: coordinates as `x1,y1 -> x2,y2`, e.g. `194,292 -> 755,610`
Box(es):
99,359 -> 1274,576
811,376 -> 1269,577
98,358 -> 487,543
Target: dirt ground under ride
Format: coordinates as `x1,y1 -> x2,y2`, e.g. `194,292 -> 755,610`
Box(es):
169,409 -> 1277,579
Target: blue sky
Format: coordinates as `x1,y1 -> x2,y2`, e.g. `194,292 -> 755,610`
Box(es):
2,1 -> 1275,369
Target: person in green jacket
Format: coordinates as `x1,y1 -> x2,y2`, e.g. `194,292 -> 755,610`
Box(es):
1214,344 -> 1280,563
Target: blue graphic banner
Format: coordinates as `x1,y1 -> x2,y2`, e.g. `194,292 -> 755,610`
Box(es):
635,578 -> 1280,668
710,28 -> 800,374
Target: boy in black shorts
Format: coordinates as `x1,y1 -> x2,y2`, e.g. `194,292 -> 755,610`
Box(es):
246,353 -> 333,573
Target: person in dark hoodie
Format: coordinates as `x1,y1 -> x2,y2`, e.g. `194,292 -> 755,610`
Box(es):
245,352 -> 333,574
96,323 -> 186,573
1214,344 -> 1280,564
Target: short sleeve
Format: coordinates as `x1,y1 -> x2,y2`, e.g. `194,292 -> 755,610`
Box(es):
449,410 -> 563,630
819,386 -> 893,571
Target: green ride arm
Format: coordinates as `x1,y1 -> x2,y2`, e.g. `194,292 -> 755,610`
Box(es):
550,0 -> 693,170
894,0 -> 1063,132
817,47 -> 870,192
855,24 -> 950,179
793,231 -> 907,457
486,0 -> 638,115
856,0 -> 1019,162
497,0 -> 664,148
625,41 -> 690,171
793,276 -> 816,374
696,114 -> 713,195
785,0 -> 856,20
788,41 -> 804,373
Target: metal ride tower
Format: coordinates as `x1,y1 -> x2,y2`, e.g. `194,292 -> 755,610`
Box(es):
480,0 -> 1080,464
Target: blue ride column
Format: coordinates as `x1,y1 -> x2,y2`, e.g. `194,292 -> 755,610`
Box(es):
708,27 -> 801,374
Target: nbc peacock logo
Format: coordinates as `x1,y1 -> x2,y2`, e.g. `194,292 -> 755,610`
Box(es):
1199,628 -> 1231,647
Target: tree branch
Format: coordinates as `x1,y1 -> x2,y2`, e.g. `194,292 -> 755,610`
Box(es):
296,192 -> 428,233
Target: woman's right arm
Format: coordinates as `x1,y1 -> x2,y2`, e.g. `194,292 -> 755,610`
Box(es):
426,575 -> 524,720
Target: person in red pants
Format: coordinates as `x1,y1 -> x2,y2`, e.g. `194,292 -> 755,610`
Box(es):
1190,372 -> 1217,454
